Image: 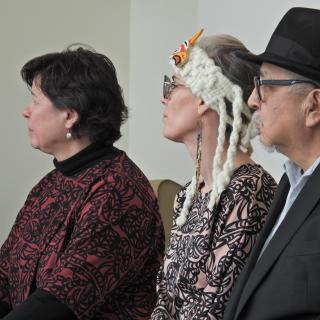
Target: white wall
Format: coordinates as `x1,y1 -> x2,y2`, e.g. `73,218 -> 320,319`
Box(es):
128,0 -> 198,185
0,0 -> 130,244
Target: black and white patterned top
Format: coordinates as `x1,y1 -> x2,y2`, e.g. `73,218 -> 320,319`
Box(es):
151,163 -> 277,320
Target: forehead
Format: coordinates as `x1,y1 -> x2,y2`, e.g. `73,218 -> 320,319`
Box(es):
173,74 -> 186,85
260,63 -> 290,78
31,75 -> 40,88
31,76 -> 44,95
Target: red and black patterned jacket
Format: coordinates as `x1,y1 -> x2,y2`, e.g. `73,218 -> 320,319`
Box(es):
0,144 -> 165,319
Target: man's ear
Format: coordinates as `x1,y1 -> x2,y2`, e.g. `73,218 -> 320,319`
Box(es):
305,89 -> 320,128
198,99 -> 210,116
65,108 -> 80,129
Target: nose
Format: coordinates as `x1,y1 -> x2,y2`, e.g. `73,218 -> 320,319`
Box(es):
22,105 -> 31,118
247,88 -> 261,111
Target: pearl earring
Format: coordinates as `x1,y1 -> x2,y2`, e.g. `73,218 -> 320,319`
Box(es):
66,129 -> 72,140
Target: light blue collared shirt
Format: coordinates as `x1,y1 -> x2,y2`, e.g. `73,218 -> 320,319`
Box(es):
258,157 -> 320,260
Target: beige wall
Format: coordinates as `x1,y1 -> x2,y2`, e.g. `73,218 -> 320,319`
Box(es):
128,0 -> 198,184
0,0 -> 130,243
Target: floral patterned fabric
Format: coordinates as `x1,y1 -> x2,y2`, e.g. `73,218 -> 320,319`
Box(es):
151,164 -> 277,320
0,149 -> 165,319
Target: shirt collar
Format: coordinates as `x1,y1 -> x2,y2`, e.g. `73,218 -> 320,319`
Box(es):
284,157 -> 320,188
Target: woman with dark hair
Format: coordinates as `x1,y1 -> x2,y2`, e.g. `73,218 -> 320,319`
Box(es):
151,30 -> 277,319
0,47 -> 164,319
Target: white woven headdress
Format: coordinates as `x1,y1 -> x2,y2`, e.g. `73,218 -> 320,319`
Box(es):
170,29 -> 258,227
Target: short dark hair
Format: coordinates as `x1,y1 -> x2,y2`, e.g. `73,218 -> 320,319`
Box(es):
21,46 -> 128,145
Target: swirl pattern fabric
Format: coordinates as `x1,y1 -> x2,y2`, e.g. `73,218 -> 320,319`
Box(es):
0,151 -> 165,319
151,164 -> 277,320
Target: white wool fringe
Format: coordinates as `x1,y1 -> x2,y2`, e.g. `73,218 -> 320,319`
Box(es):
240,111 -> 259,149
209,98 -> 227,210
212,85 -> 244,206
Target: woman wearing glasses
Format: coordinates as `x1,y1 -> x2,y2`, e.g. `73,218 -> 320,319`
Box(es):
151,30 -> 277,320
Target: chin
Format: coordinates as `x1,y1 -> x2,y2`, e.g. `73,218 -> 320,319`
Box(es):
30,140 -> 48,153
28,133 -> 39,148
163,132 -> 182,143
259,136 -> 277,153
163,129 -> 175,141
29,140 -> 40,150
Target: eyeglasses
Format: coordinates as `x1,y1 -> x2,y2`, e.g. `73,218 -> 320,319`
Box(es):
163,75 -> 186,99
253,76 -> 319,101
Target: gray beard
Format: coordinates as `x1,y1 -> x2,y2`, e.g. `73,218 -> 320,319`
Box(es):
254,113 -> 278,154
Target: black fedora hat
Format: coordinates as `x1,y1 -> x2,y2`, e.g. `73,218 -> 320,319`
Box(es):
239,7 -> 320,83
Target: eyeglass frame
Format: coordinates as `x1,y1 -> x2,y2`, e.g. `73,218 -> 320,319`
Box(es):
253,76 -> 319,101
163,75 -> 186,99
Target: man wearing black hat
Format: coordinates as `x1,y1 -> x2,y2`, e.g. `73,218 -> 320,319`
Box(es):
224,7 -> 320,320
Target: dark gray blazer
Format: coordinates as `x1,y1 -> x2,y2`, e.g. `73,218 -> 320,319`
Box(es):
224,165 -> 320,320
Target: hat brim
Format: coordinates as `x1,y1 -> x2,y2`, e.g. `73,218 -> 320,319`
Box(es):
237,51 -> 320,84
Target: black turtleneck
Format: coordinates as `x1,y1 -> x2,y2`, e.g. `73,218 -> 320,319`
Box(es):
53,142 -> 119,176
2,289 -> 77,320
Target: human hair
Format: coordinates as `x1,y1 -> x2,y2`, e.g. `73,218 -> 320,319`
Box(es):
198,34 -> 259,137
283,69 -> 319,96
21,46 -> 128,145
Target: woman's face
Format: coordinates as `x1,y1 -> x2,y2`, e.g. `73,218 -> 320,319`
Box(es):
22,78 -> 69,155
161,75 -> 201,143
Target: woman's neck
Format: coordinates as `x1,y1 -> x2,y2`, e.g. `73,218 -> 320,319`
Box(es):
185,132 -> 254,194
53,136 -> 92,161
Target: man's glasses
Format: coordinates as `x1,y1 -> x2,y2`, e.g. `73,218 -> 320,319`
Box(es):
163,75 -> 186,99
254,76 -> 319,101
